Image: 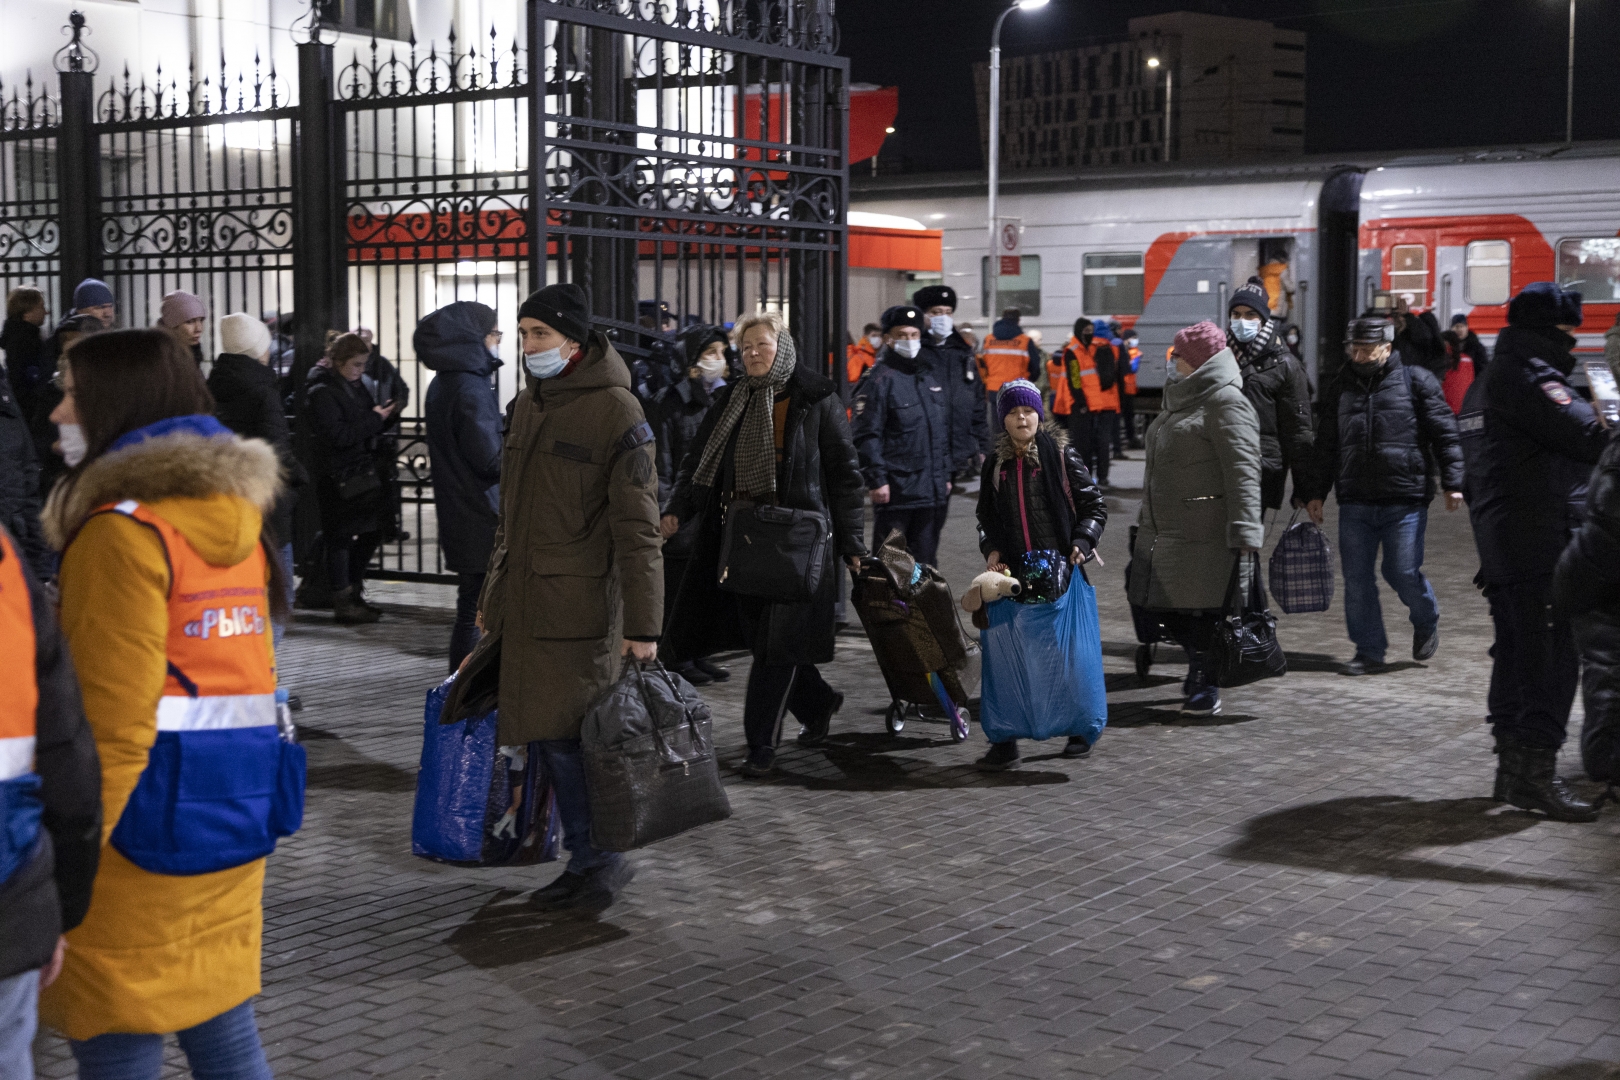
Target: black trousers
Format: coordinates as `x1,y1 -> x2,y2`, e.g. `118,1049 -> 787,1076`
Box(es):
449,571 -> 485,673
1118,392 -> 1136,449
743,662 -> 837,752
326,532 -> 380,591
1484,576 -> 1579,750
1067,410 -> 1116,484
1575,612 -> 1620,782
873,503 -> 950,567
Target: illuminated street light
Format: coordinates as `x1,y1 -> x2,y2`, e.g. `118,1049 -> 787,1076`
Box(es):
987,0 -> 1051,321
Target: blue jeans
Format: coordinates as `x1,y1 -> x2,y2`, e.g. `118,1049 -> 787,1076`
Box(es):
0,970 -> 38,1080
70,1000 -> 272,1080
1338,502 -> 1439,664
534,740 -> 618,876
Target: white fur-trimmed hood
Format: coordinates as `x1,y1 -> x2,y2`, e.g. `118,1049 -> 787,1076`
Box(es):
43,432 -> 283,550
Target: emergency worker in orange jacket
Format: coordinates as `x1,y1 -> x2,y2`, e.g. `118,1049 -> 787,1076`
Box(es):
1115,324 -> 1143,454
1060,317 -> 1120,486
978,309 -> 1043,446
846,322 -> 880,387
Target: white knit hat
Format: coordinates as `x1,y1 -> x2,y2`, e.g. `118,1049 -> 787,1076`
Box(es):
219,312 -> 273,359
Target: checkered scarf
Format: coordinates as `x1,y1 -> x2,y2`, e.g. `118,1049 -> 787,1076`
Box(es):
692,327 -> 797,499
1229,317 -> 1277,367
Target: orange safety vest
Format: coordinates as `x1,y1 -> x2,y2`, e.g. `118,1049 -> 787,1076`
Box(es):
1046,355 -> 1073,416
1065,337 -> 1120,413
979,333 -> 1032,392
1122,345 -> 1140,395
0,528 -> 41,888
846,339 -> 876,385
88,500 -> 303,876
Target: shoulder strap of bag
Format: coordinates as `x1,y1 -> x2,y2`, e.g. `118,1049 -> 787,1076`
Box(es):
1247,550 -> 1266,611
1223,555 -> 1244,617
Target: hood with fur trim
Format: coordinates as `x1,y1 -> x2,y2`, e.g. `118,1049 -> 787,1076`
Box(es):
43,431 -> 282,554
993,421 -> 1069,463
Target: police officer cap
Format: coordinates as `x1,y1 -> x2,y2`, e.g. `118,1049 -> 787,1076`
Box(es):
1508,281 -> 1583,329
1347,317 -> 1395,344
911,284 -> 957,312
881,305 -> 927,333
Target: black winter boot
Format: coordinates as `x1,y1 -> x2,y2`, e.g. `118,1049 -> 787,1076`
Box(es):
1498,743 -> 1599,822
333,585 -> 381,625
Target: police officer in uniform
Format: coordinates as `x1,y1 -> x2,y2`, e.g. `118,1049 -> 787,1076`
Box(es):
1470,282 -> 1610,820
853,305 -> 953,566
913,284 -> 988,492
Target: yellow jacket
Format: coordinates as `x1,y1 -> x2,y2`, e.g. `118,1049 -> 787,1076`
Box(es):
40,428 -> 282,1040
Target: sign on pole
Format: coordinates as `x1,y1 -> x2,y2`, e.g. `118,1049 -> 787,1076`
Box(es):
998,218 -> 1022,277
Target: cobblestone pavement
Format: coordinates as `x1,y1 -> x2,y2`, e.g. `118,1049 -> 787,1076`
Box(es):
35,458 -> 1620,1080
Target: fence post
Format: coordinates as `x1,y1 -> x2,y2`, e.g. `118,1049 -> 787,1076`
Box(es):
56,11 -> 101,315
293,35 -> 346,380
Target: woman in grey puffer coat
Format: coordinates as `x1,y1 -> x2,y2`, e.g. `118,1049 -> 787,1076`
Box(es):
1127,320 -> 1263,716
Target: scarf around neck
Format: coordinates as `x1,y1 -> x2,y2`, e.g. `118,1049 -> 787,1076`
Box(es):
692,327 -> 798,499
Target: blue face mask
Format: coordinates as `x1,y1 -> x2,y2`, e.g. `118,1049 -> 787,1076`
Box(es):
524,346 -> 569,379
1229,316 -> 1262,343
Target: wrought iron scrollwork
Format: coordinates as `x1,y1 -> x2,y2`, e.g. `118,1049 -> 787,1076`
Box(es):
54,10 -> 99,74
97,53 -> 288,124
541,0 -> 840,55
100,206 -> 294,258
0,73 -> 61,133
338,24 -> 525,100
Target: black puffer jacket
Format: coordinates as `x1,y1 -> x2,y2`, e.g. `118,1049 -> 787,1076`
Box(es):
976,425 -> 1106,560
417,303 -> 503,574
654,374 -> 722,558
852,346 -> 951,510
922,330 -> 989,468
208,353 -> 307,545
663,367 -> 866,666
1555,438 -> 1620,781
1230,325 -> 1314,508
1300,353 -> 1463,506
305,365 -> 387,479
1471,324 -> 1609,585
0,526 -> 101,981
0,369 -> 49,579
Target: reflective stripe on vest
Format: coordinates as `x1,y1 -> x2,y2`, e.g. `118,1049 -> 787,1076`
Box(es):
87,500 -> 303,876
1066,337 -> 1120,413
980,334 -> 1031,391
0,528 -> 43,887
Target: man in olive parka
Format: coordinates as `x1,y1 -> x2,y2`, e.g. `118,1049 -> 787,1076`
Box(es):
477,283 -> 662,914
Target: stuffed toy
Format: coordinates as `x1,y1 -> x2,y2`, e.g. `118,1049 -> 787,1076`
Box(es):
961,569 -> 1021,612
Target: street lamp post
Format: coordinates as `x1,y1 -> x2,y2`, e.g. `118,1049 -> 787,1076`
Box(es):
1565,0 -> 1576,143
986,0 -> 1049,324
1147,55 -> 1172,164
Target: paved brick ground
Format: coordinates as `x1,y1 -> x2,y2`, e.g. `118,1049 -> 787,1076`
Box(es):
34,460 -> 1620,1079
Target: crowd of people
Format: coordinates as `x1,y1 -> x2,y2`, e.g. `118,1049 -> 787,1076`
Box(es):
3,262 -> 1620,1080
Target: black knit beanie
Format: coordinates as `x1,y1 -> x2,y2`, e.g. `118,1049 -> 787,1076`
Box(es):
1228,275 -> 1271,317
518,284 -> 590,344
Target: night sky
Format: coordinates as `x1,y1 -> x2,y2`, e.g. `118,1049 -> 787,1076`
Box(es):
840,0 -> 1620,175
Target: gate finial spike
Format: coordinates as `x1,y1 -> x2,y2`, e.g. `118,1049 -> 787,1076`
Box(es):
55,10 -> 100,73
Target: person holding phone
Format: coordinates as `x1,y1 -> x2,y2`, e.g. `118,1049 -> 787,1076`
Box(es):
305,331 -> 400,624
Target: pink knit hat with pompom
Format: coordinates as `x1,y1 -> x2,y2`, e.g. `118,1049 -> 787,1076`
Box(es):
1172,321 -> 1227,369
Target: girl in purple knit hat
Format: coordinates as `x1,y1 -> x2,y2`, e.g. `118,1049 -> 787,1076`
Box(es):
970,379 -> 1110,771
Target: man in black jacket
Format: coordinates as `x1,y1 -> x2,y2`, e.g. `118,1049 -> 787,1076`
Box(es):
1227,276 -> 1315,513
0,524 -> 100,1076
416,302 -> 504,671
1471,282 -> 1609,820
913,284 -> 989,489
1554,436 -> 1620,792
853,305 -> 953,565
1301,317 -> 1464,676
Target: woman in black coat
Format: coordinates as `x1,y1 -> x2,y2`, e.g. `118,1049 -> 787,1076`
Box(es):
661,313 -> 866,777
305,332 -> 399,624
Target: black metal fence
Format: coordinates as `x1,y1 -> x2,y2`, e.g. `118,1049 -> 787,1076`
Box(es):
1,1 -> 848,584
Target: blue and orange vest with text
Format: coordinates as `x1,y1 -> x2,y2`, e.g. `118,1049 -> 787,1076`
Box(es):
0,528 -> 42,887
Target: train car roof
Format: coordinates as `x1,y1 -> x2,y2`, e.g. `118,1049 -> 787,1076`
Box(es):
850,141 -> 1620,201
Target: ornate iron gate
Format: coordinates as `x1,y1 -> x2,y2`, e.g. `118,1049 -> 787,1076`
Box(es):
7,2 -> 848,586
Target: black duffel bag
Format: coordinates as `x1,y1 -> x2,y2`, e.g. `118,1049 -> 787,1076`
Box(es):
580,659 -> 731,852
1208,553 -> 1287,688
716,499 -> 829,603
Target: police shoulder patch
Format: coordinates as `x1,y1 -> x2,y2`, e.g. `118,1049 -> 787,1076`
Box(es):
853,398 -> 867,414
1540,381 -> 1574,406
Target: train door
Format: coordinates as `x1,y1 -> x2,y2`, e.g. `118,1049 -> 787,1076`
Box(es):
1317,167 -> 1364,390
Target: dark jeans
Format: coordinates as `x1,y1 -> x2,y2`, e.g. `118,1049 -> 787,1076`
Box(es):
535,739 -> 618,875
744,662 -> 837,752
873,503 -> 950,567
1575,612 -> 1620,782
70,1001 -> 272,1080
1067,410 -> 1116,484
327,531 -> 380,591
449,571 -> 486,672
1485,576 -> 1578,750
1338,503 -> 1438,663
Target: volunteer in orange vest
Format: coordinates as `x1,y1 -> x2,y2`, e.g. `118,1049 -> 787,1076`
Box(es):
0,522 -> 100,1080
846,322 -> 881,387
978,308 -> 1043,434
40,328 -> 301,1079
1118,325 -> 1143,451
1061,317 -> 1120,487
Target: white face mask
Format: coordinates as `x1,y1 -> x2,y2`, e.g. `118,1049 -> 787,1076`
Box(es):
524,346 -> 570,379
696,354 -> 727,382
928,314 -> 953,338
892,338 -> 921,359
1229,316 -> 1262,343
59,422 -> 87,466
866,333 -> 882,349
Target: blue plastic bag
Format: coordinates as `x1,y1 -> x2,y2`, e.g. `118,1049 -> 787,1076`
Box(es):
411,676 -> 559,866
979,573 -> 1108,745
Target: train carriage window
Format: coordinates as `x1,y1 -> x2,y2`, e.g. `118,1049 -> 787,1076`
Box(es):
1465,240 -> 1512,306
1558,238 -> 1620,303
980,255 -> 1042,317
1082,252 -> 1144,315
1390,244 -> 1428,308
